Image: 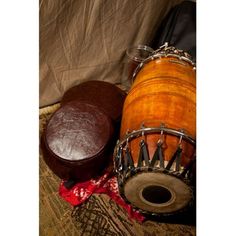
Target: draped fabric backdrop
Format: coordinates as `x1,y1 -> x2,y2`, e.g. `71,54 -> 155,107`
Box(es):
40,0 -> 183,107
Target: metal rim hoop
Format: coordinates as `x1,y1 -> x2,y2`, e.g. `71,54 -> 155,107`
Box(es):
131,42 -> 196,82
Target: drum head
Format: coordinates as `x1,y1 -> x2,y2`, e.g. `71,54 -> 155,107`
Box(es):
123,172 -> 192,214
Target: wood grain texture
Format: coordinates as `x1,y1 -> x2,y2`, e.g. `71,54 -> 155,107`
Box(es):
120,57 -> 196,166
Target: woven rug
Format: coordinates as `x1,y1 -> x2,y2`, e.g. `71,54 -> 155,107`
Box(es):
39,103 -> 196,236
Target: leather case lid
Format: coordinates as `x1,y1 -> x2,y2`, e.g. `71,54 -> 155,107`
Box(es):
61,80 -> 126,123
45,101 -> 114,162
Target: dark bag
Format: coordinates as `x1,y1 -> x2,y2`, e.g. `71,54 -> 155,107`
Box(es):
151,0 -> 196,62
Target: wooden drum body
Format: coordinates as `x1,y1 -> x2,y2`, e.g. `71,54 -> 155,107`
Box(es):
114,44 -> 196,216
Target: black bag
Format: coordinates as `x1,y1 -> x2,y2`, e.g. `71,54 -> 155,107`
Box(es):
151,0 -> 196,62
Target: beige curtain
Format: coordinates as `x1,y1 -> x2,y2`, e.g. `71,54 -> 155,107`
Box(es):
40,0 -> 182,107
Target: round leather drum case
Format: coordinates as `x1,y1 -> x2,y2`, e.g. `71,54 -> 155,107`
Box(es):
61,80 -> 126,124
41,101 -> 114,181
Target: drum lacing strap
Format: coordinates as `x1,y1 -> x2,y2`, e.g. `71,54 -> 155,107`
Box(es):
115,146 -> 123,172
150,128 -> 165,168
150,141 -> 164,168
122,136 -> 134,174
124,147 -> 134,171
138,139 -> 150,167
165,145 -> 183,171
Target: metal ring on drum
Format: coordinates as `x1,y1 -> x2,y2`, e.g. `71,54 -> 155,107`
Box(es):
114,125 -> 196,216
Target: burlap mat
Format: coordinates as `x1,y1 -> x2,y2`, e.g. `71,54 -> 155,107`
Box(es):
39,103 -> 196,236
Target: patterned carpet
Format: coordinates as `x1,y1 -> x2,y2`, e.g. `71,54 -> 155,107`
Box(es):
39,103 -> 196,236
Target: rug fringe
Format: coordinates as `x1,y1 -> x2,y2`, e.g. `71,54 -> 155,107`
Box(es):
39,103 -> 61,116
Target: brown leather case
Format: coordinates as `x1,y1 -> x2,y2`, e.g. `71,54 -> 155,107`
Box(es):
41,101 -> 114,181
61,80 -> 126,124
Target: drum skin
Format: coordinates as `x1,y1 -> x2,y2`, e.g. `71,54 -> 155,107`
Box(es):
120,57 -> 196,167
41,101 -> 114,181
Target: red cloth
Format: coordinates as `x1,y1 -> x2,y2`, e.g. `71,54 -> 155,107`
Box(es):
59,172 -> 145,223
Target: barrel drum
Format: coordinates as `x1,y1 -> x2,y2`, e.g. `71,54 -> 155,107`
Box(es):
114,43 -> 196,216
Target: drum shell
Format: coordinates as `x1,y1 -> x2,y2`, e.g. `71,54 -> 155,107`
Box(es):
120,57 -> 196,166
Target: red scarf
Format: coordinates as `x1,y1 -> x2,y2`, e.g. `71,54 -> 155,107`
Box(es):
59,171 -> 145,222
